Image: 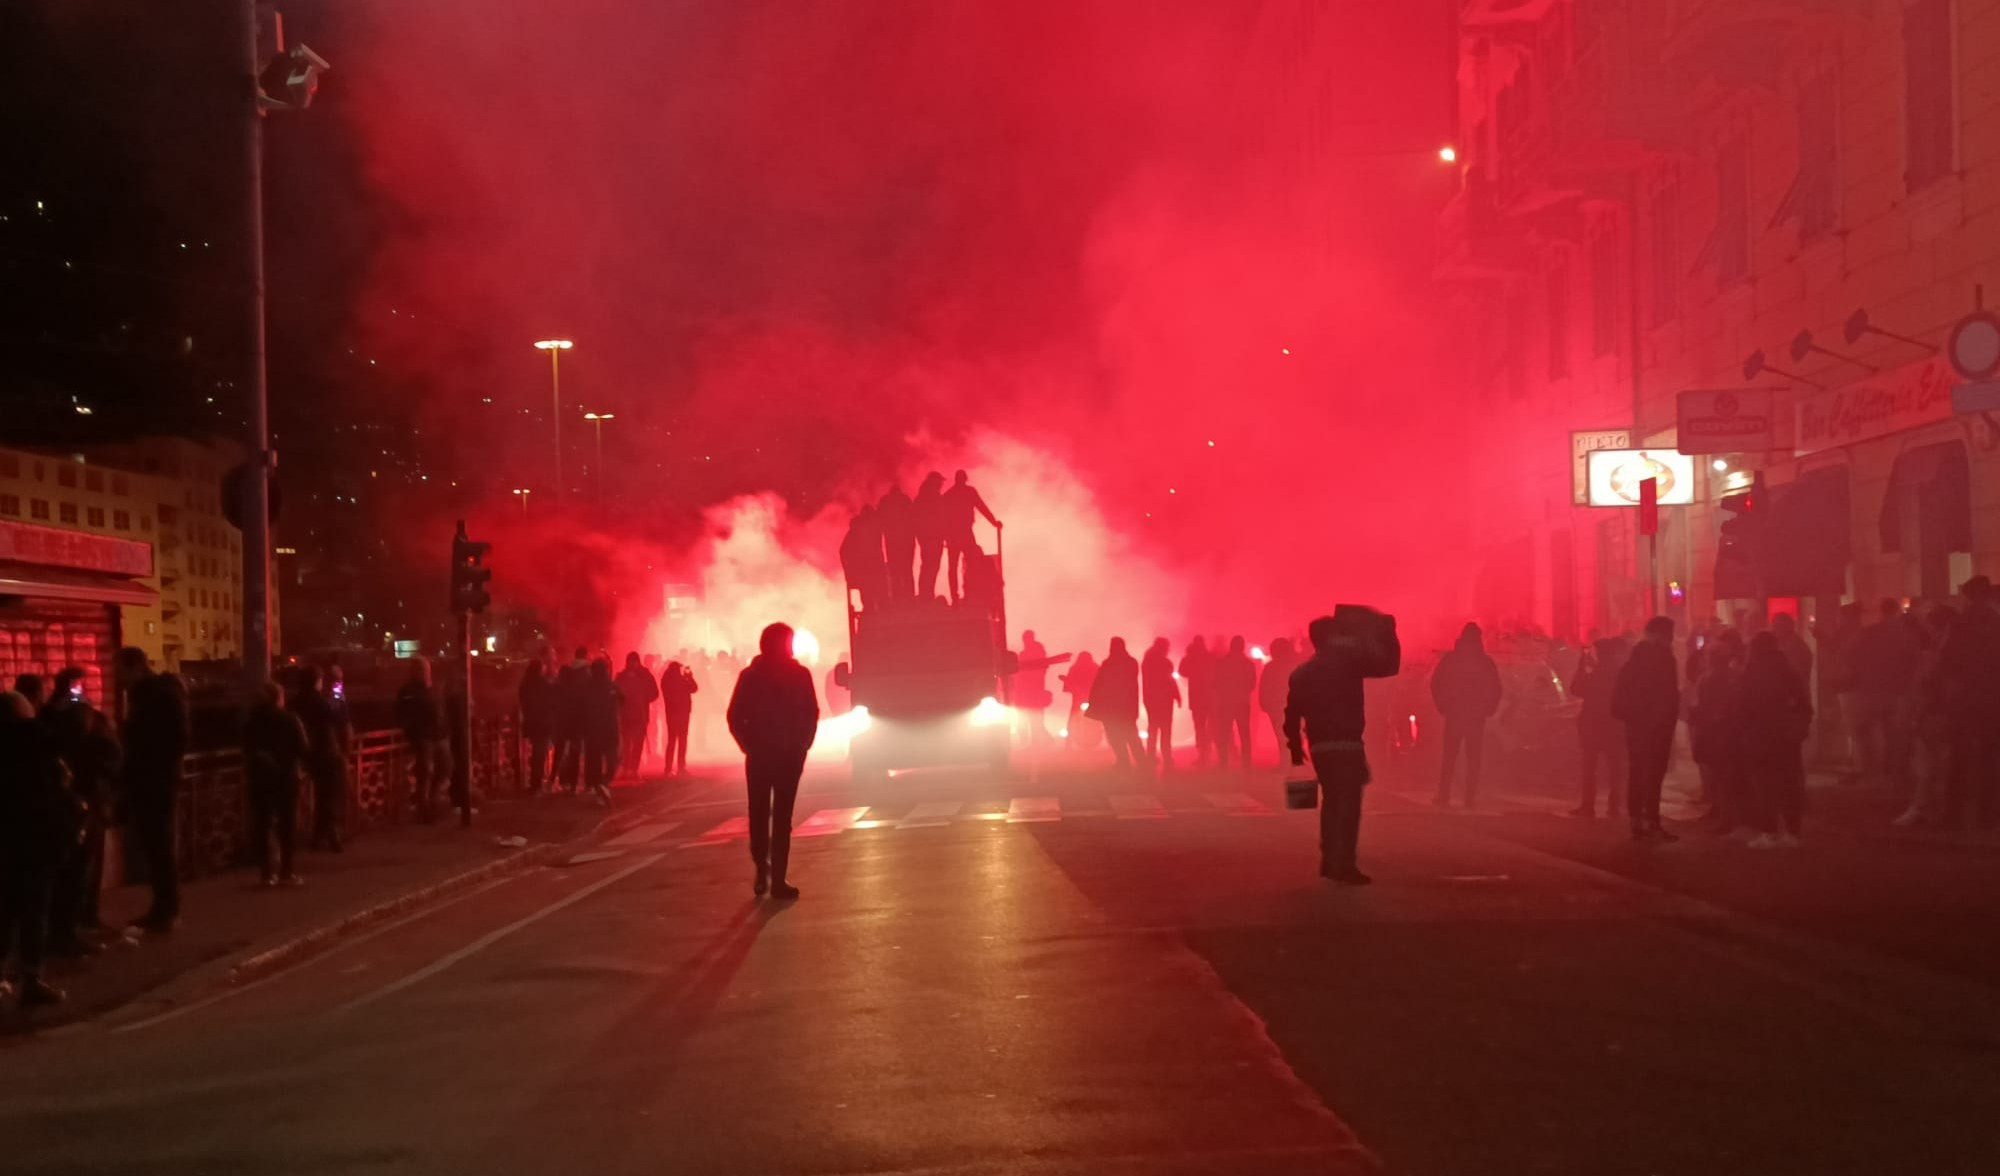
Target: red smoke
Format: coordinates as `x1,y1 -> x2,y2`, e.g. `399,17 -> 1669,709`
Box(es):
320,1 -> 1468,653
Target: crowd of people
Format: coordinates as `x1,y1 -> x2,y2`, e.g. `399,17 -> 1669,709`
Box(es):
841,469 -> 1003,611
514,645 -> 705,804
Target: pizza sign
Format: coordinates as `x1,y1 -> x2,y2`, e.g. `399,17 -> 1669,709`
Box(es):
1585,449 -> 1697,507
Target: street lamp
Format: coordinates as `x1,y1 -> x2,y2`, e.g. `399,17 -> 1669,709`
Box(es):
582,411 -> 614,498
512,487 -> 532,517
534,339 -> 573,502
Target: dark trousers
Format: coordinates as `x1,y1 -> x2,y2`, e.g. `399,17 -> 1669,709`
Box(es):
1579,727 -> 1626,815
309,756 -> 345,849
585,742 -> 618,795
555,734 -> 582,791
0,861 -> 56,980
886,538 -> 915,601
50,807 -> 104,943
1313,761 -> 1366,873
1751,752 -> 1806,836
411,739 -> 451,820
131,789 -> 180,922
1438,717 -> 1485,803
665,715 -> 690,775
1190,702 -> 1215,763
745,751 -> 806,882
917,539 -> 945,602
1103,718 -> 1145,768
1215,708 -> 1253,767
1144,702 -> 1176,766
945,531 -> 977,601
248,775 -> 298,880
1946,725 -> 2000,829
619,715 -> 647,779
526,733 -> 553,793
1625,726 -> 1674,831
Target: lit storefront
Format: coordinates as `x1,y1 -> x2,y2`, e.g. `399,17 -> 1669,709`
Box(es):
0,518 -> 157,706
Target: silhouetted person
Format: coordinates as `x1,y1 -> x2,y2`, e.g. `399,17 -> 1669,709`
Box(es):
1013,630 -> 1055,746
116,647 -> 187,931
13,673 -> 46,711
1141,638 -> 1181,769
1061,652 -> 1099,751
40,666 -> 117,954
1612,616 -> 1680,843
1570,638 -> 1627,818
1430,623 -> 1503,808
914,472 -> 950,602
616,652 -> 659,780
1088,637 -> 1145,769
878,485 -> 917,603
1849,598 -> 1922,791
942,469 -> 1001,603
580,658 -> 622,804
660,660 -> 699,777
1286,609 -> 1402,885
519,655 -> 558,795
840,503 -> 890,613
556,646 -> 591,793
244,681 -> 308,887
1179,637 -> 1217,766
1,690 -> 73,1007
728,622 -> 818,900
1258,638 -> 1299,755
291,665 -> 351,853
1687,631 -> 1749,833
396,655 -> 451,823
1938,577 -> 2000,830
1741,632 -> 1813,847
1214,637 -> 1257,768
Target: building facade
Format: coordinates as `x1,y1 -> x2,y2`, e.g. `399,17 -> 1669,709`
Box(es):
1444,0 -> 2000,640
0,436 -> 273,690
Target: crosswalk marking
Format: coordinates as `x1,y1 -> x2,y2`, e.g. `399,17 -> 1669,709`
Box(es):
690,816 -> 749,844
898,801 -> 961,828
1109,794 -> 1167,819
1203,791 -> 1276,817
604,822 -> 681,847
1006,797 -> 1061,823
792,807 -> 869,838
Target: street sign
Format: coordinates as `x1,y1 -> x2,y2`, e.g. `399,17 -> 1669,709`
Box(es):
1948,311 -> 2000,381
1676,388 -> 1776,454
1952,379 -> 2000,414
1571,429 -> 1632,505
1638,477 -> 1659,536
1586,449 -> 1696,507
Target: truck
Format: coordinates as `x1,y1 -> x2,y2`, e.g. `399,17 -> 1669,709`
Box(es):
832,536 -> 1016,782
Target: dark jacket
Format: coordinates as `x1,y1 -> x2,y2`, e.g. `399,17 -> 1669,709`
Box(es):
41,696 -> 120,803
1,713 -> 77,865
1740,649 -> 1812,762
1214,650 -> 1257,713
585,675 -> 624,750
244,700 -> 309,791
121,672 -> 188,794
913,483 -> 950,545
616,665 -> 660,723
1283,648 -> 1371,763
518,667 -> 557,740
878,488 -> 916,549
396,680 -> 445,743
660,666 -> 699,720
1141,648 -> 1180,708
1938,603 -> 2000,723
1611,640 -> 1680,736
1430,636 -> 1503,721
1087,649 -> 1141,722
1258,650 -> 1299,717
1688,662 -> 1745,766
726,654 -> 819,759
1851,617 -> 1924,699
1178,646 -> 1215,710
291,689 -> 350,766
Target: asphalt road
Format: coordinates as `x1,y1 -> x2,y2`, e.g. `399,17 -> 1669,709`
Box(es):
5,758 -> 1999,1175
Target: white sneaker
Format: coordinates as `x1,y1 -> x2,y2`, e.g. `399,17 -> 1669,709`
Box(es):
1747,833 -> 1779,849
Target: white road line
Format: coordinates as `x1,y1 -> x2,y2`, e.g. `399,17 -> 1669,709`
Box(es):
687,815 -> 750,845
1109,794 -> 1168,819
604,821 -> 680,847
1006,796 -> 1061,823
792,807 -> 869,838
334,853 -> 664,1016
897,801 -> 961,828
1204,791 -> 1277,817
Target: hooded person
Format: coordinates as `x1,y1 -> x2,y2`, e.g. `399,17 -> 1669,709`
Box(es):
1430,623 -> 1504,808
615,652 -> 660,780
1213,637 -> 1258,768
1740,631 -> 1814,847
583,658 -> 624,804
1087,637 -> 1146,770
1612,616 -> 1682,843
659,659 -> 700,778
1286,609 -> 1402,885
1258,638 -> 1300,754
1178,637 -> 1217,766
1569,637 -> 1629,818
1141,638 -> 1182,769
727,623 -> 819,900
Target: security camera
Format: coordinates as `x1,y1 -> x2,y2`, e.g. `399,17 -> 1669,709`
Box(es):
259,42 -> 330,111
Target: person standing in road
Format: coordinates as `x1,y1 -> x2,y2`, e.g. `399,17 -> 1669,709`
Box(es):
1740,632 -> 1814,848
727,622 -> 819,900
1258,638 -> 1299,758
1141,637 -> 1181,770
1179,637 -> 1217,767
878,484 -> 917,604
115,647 -> 187,932
1013,630 -> 1056,747
244,681 -> 309,886
1611,617 -> 1681,843
1060,652 -> 1098,751
40,666 -> 118,955
941,469 -> 1001,604
615,652 -> 660,781
1286,609 -> 1402,885
0,690 -> 75,1007
913,472 -> 950,603
291,665 -> 351,853
518,655 -> 557,796
660,660 -> 699,778
1847,599 -> 1922,792
1687,632 -> 1749,834
583,658 -> 623,805
1570,638 -> 1627,818
1430,622 -> 1504,808
1087,637 -> 1146,770
1213,637 -> 1257,768
396,656 -> 451,823
1938,576 -> 2000,830
1898,605 -> 1958,827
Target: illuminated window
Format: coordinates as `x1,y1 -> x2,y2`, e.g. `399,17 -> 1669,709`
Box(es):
59,502 -> 77,524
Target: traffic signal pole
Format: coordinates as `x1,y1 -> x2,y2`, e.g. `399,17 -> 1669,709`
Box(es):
450,520 -> 493,828
458,607 -> 473,828
238,0 -> 273,687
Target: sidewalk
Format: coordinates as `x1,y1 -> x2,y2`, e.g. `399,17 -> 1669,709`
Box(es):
2,782 -> 665,1036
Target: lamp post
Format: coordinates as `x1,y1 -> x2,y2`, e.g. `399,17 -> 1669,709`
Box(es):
583,411 -> 614,500
534,339 -> 573,502
512,487 -> 532,518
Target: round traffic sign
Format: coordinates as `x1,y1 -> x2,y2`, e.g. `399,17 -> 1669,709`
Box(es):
1949,311 -> 2000,381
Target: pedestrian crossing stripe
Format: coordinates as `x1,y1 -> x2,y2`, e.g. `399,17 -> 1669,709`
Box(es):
1109,794 -> 1167,819
1007,797 -> 1061,823
604,821 -> 681,846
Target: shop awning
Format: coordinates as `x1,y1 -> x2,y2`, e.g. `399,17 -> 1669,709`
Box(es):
0,561 -> 158,607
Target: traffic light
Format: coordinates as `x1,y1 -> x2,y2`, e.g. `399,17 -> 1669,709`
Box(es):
451,520 -> 492,613
1713,473 -> 1766,601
